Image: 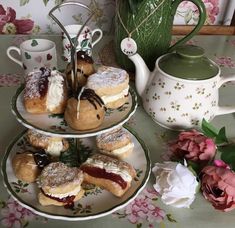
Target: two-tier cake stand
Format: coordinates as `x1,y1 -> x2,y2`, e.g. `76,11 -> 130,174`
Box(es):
1,1 -> 151,221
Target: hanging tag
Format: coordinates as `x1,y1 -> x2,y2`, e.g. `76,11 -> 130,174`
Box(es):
121,37 -> 137,56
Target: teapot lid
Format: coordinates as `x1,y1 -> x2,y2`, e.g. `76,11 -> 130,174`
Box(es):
158,45 -> 219,80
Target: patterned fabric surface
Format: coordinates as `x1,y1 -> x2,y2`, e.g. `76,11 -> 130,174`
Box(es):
0,0 -> 233,35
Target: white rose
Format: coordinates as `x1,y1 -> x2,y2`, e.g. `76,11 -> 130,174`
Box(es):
152,161 -> 199,208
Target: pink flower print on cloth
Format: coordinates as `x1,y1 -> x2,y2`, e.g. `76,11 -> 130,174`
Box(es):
0,197 -> 36,228
215,56 -> 235,68
0,74 -> 22,87
113,188 -> 168,227
228,40 -> 235,47
0,4 -> 34,34
178,0 -> 219,24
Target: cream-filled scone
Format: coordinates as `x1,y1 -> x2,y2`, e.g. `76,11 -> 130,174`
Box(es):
37,162 -> 84,207
86,66 -> 129,109
80,154 -> 136,197
24,67 -> 67,114
27,129 -> 69,156
64,88 -> 105,131
96,128 -> 134,159
66,51 -> 95,87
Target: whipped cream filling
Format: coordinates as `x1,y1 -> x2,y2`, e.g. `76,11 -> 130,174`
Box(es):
46,185 -> 81,199
101,87 -> 129,104
46,71 -> 64,112
46,140 -> 63,156
85,158 -> 132,182
112,142 -> 134,155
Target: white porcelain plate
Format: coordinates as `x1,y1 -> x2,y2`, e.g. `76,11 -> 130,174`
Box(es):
11,85 -> 138,138
1,127 -> 151,221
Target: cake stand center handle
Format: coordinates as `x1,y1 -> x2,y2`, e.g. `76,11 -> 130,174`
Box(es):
48,1 -> 95,95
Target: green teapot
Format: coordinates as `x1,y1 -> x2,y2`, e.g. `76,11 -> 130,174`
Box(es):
115,0 -> 206,71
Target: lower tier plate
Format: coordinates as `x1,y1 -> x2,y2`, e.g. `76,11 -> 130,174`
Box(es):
1,127 -> 151,221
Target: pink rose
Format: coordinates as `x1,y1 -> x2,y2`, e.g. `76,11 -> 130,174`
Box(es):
200,165 -> 235,212
167,130 -> 216,164
0,4 -> 34,34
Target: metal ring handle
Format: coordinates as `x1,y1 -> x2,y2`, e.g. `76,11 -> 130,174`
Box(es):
48,1 -> 95,96
49,1 -> 94,49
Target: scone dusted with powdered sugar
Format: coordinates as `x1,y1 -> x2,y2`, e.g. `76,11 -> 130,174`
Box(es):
27,129 -> 69,157
24,67 -> 67,114
86,66 -> 129,109
80,154 -> 136,197
96,128 -> 134,159
37,162 -> 84,207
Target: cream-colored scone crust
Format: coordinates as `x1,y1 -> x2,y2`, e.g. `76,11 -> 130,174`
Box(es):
27,129 -> 69,156
12,152 -> 40,183
37,162 -> 84,195
66,58 -> 95,87
64,97 -> 105,131
86,66 -> 129,96
96,128 -> 133,151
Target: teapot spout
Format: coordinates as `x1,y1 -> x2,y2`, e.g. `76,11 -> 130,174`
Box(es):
128,53 -> 151,97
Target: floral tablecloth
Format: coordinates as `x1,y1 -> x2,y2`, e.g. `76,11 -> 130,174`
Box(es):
1,35 -> 235,228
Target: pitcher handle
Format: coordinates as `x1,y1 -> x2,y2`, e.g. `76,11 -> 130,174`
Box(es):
168,0 -> 206,52
216,75 -> 235,115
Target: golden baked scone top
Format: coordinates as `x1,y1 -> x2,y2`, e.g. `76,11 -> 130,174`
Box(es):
38,162 -> 83,188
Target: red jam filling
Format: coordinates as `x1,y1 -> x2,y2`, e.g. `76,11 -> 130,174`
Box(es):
81,166 -> 127,189
41,188 -> 75,208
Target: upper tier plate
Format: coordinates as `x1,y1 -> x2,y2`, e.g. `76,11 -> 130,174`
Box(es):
11,85 -> 138,138
1,127 -> 151,221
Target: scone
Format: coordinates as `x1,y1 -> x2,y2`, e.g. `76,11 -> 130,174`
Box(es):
86,66 -> 129,109
27,129 -> 69,156
80,154 -> 136,197
12,151 -> 50,183
24,67 -> 67,114
37,162 -> 84,207
96,128 -> 134,159
66,51 -> 95,87
64,88 -> 105,131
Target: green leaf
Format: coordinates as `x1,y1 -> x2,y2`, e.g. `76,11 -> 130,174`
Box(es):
201,119 -> 218,138
59,140 -> 79,167
201,119 -> 228,145
219,144 -> 235,170
81,39 -> 89,48
55,0 -> 64,5
187,161 -> 200,175
166,214 -> 177,223
0,200 -> 6,208
43,0 -> 49,6
215,127 -> 229,145
20,0 -> 30,6
48,113 -> 64,119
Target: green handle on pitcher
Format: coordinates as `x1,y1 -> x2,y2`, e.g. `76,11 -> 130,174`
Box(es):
168,0 -> 206,52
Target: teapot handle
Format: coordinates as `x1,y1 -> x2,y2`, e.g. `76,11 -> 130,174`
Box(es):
216,75 -> 235,115
168,0 -> 206,52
